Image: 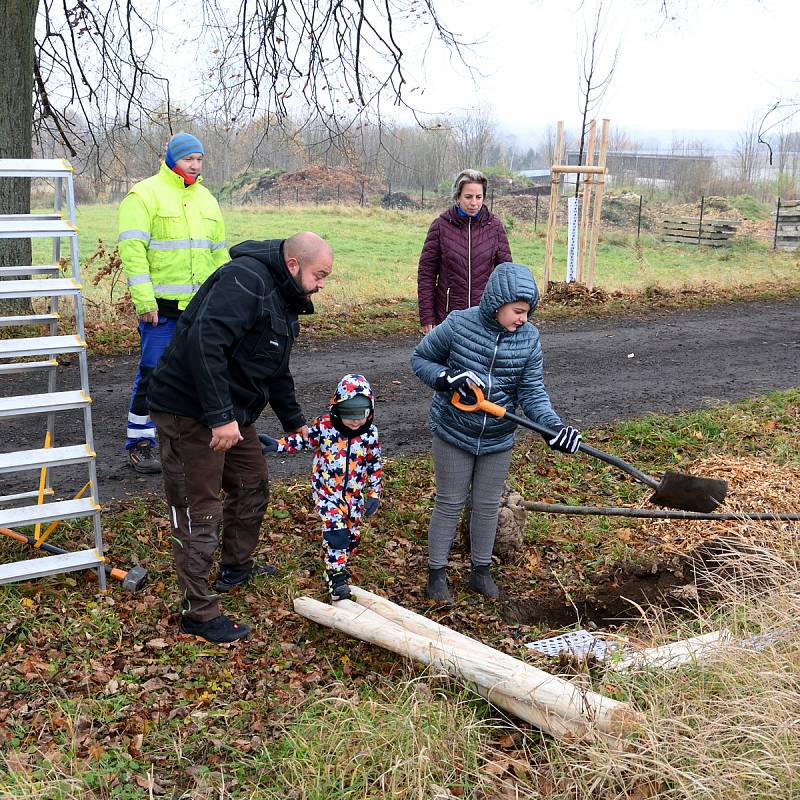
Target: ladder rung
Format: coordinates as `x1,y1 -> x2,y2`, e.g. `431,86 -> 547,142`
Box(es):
0,313 -> 60,327
0,549 -> 103,585
0,444 -> 95,474
0,265 -> 60,277
0,390 -> 90,418
0,334 -> 85,358
0,497 -> 99,529
0,158 -> 74,177
0,359 -> 58,375
0,278 -> 80,300
0,217 -> 77,239
0,488 -> 55,503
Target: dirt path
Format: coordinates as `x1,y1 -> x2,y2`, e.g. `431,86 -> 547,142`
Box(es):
3,298 -> 798,503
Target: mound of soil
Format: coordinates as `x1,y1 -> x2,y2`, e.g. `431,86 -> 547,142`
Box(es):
233,164 -> 385,204
381,191 -> 418,210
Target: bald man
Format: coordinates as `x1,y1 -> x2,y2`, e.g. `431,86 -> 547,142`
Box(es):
148,233 -> 333,642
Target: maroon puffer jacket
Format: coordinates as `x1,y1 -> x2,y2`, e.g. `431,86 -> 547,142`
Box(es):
417,205 -> 512,327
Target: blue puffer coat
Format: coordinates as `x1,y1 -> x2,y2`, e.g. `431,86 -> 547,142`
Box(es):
411,262 -> 563,455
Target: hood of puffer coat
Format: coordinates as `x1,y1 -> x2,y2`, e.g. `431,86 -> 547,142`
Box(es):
329,373 -> 375,413
478,262 -> 539,324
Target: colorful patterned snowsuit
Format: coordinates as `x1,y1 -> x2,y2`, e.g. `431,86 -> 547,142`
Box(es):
275,375 -> 382,584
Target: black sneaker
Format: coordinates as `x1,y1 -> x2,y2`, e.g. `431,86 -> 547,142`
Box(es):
179,613 -> 251,643
128,442 -> 162,474
327,570 -> 352,602
214,562 -> 277,593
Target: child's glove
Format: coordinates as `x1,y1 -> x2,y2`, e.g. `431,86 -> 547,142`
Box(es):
364,497 -> 380,518
545,425 -> 582,454
258,434 -> 279,453
434,368 -> 486,398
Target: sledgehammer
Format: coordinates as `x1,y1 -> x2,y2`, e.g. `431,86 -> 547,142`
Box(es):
0,527 -> 147,593
452,387 -> 728,513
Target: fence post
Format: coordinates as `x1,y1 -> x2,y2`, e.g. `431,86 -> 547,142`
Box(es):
278,190 -> 282,207
534,192 -> 539,232
337,184 -> 340,204
773,197 -> 781,250
490,188 -> 494,212
388,181 -> 392,197
360,182 -> 365,207
697,195 -> 705,245
421,185 -> 425,209
295,186 -> 299,204
315,186 -> 320,205
636,195 -> 643,240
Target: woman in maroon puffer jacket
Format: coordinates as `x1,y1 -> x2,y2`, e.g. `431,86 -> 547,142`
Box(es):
418,169 -> 512,333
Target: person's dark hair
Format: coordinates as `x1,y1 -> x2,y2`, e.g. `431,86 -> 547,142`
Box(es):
452,169 -> 488,203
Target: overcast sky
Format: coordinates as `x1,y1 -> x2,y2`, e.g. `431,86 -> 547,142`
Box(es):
403,0 -> 800,150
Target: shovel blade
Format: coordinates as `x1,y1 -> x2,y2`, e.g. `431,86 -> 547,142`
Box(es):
650,470 -> 728,513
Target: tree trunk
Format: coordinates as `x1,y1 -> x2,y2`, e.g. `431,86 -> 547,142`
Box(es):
0,0 -> 36,314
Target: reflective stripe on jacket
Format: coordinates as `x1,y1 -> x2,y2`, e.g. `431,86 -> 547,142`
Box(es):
118,163 -> 230,315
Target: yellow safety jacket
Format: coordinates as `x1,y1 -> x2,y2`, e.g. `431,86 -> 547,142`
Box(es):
118,163 -> 229,315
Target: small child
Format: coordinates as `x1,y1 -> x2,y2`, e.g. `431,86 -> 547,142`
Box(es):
259,373 -> 382,601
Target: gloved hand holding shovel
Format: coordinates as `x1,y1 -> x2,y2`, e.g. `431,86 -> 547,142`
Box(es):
451,386 -> 727,513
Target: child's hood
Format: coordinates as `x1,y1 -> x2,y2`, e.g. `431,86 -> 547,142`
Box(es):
329,373 -> 375,410
479,262 -> 539,324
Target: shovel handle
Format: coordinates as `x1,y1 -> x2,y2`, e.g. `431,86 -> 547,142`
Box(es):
451,387 -> 660,491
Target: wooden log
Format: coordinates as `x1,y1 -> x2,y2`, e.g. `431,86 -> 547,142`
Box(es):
586,119 -> 609,290
552,164 -> 607,175
577,119 -> 597,284
607,631 -> 732,672
294,594 -> 640,740
542,121 -> 564,290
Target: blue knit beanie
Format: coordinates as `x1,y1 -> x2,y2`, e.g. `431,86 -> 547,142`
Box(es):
165,133 -> 204,168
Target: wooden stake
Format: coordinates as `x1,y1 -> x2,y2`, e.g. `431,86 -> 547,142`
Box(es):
543,121 -> 565,291
294,593 -> 640,740
586,119 -> 610,290
577,119 -> 597,283
607,631 -> 732,672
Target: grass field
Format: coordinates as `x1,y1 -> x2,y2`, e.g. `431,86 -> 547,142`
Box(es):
1,391 -> 799,797
34,204 -> 800,315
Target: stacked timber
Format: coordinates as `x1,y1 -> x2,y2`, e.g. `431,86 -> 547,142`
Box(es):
661,216 -> 739,246
775,201 -> 800,250
294,587 -> 642,742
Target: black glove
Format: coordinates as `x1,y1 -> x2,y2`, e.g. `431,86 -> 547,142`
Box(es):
364,497 -> 380,518
546,425 -> 582,454
258,433 -> 279,453
434,368 -> 486,398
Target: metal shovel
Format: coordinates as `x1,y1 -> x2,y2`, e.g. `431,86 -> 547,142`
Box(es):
451,387 -> 728,513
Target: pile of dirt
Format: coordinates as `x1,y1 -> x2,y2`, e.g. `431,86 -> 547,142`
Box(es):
381,191 -> 418,210
602,191 -> 659,230
540,281 -> 615,307
670,196 -> 743,222
231,164 -> 385,204
491,194 -> 548,223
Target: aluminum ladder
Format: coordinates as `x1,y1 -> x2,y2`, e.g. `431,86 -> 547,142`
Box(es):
0,158 -> 105,588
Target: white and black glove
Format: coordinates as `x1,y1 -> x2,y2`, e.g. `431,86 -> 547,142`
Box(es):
546,424 -> 582,454
434,368 -> 486,398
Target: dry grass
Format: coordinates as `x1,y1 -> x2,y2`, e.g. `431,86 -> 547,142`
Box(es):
477,530 -> 800,799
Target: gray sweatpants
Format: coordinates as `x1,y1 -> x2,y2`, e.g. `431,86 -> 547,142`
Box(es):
428,434 -> 513,569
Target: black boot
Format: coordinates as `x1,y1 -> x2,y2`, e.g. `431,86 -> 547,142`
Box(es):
468,564 -> 500,599
327,569 -> 352,602
426,567 -> 454,604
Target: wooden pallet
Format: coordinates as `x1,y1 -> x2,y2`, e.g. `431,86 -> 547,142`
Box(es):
661,217 -> 738,247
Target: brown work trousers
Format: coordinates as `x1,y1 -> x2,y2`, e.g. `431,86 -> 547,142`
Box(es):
151,412 -> 269,621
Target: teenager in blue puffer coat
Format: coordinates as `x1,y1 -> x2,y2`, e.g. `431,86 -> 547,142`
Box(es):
412,262 -> 581,603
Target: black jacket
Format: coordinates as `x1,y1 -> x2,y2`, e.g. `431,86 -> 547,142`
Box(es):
148,239 -> 313,430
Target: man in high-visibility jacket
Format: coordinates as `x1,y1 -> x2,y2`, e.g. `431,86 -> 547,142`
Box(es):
119,132 -> 229,473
